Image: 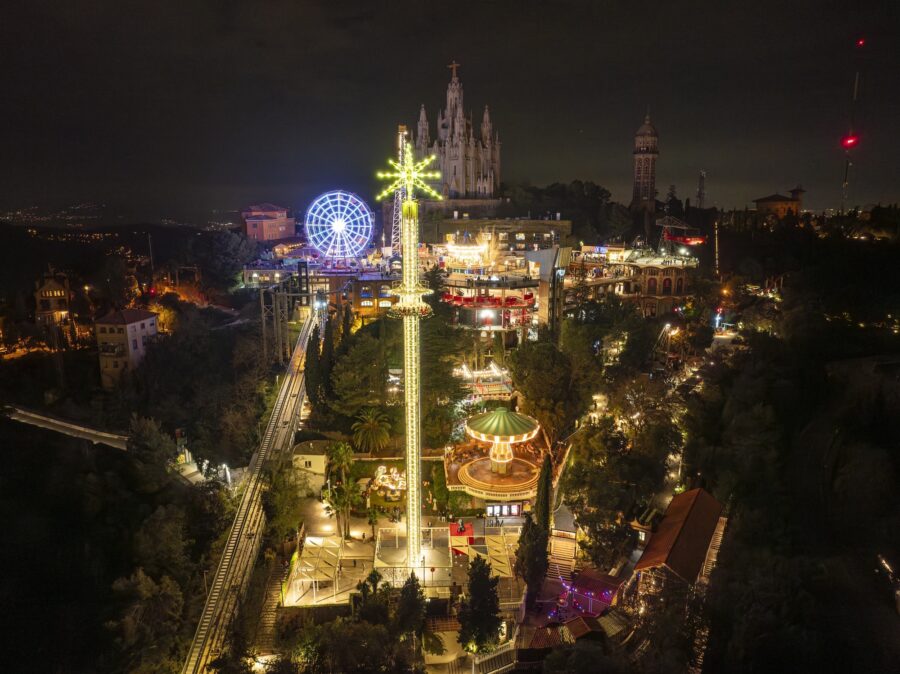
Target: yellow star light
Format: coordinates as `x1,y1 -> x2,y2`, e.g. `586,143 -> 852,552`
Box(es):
375,150 -> 442,202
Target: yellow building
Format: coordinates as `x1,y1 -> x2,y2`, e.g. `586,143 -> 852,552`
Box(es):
95,308 -> 158,389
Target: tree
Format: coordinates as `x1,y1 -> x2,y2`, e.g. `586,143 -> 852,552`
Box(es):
351,407 -> 391,455
492,331 -> 506,367
325,481 -> 359,539
508,340 -> 583,448
393,572 -> 427,640
431,461 -> 450,513
535,455 -> 553,532
264,656 -> 299,674
133,505 -> 191,584
542,637 -> 629,674
262,465 -> 307,541
514,513 -> 549,607
304,324 -> 322,407
185,481 -> 234,558
190,230 -> 257,292
106,568 -> 184,674
342,304 -> 353,342
320,316 -> 335,397
458,557 -> 502,653
126,416 -> 177,494
325,441 -> 354,486
330,333 -> 387,418
366,505 -> 380,540
355,569 -> 390,625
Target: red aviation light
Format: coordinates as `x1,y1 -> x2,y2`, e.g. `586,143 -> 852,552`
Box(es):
842,135 -> 859,148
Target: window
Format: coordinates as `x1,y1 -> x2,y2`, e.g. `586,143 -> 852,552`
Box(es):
140,322 -> 145,329
149,320 -> 155,328
515,232 -> 525,241
99,326 -> 107,334
360,300 -> 374,307
132,339 -> 138,350
141,335 -> 147,346
304,460 -> 312,469
647,278 -> 658,294
676,277 -> 684,294
638,530 -> 647,542
360,285 -> 373,298
662,278 -> 672,295
117,327 -> 124,334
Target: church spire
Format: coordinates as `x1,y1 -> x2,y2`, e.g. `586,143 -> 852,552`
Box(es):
481,105 -> 492,144
416,104 -> 430,151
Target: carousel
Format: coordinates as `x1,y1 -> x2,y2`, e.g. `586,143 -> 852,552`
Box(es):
449,407 -> 543,500
465,407 -> 540,474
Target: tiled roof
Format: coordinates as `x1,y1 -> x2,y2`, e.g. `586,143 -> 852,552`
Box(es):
96,308 -> 158,325
634,488 -> 722,583
753,194 -> 797,203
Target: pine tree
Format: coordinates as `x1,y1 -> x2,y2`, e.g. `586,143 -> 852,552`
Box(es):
458,557 -> 501,653
321,315 -> 335,396
393,572 -> 426,639
342,304 -> 353,340
305,324 -> 322,406
514,513 -> 549,607
535,455 -> 553,532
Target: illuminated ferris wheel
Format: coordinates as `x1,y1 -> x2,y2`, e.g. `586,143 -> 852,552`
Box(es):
304,190 -> 374,259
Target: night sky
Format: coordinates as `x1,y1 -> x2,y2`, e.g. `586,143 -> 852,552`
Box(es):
2,0 -> 898,217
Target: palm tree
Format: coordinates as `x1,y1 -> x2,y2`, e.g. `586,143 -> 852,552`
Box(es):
352,408 -> 391,456
325,482 -> 359,539
366,506 -> 380,540
326,441 -> 354,486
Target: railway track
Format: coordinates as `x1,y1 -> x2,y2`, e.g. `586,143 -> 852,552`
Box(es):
181,313 -> 316,674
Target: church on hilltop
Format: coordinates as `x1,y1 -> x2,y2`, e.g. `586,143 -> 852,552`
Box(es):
414,62 -> 501,199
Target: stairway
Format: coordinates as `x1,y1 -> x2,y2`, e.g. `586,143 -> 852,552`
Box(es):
255,564 -> 289,655
700,516 -> 727,580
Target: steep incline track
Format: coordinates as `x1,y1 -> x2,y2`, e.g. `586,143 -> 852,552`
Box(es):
182,313 -> 315,674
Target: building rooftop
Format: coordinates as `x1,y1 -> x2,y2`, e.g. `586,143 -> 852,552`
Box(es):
95,308 -> 158,325
634,488 -> 722,583
244,203 -> 288,213
753,194 -> 798,203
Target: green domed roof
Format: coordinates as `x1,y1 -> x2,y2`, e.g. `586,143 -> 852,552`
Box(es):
466,407 -> 539,439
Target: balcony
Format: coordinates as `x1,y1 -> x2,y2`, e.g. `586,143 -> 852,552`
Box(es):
99,343 -> 125,357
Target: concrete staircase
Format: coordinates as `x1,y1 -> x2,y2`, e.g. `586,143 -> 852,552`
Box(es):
254,564 -> 289,655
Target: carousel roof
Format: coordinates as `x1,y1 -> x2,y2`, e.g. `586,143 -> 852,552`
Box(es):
466,406 -> 539,439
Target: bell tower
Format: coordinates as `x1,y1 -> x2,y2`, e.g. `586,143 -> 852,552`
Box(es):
631,110 -> 659,212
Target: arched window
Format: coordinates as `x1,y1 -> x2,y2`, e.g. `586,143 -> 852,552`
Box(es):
662,278 -> 672,295
676,277 -> 684,294
647,278 -> 658,295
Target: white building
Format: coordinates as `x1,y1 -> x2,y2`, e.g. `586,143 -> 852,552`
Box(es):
95,308 -> 158,390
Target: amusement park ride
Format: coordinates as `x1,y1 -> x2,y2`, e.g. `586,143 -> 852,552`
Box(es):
656,215 -> 707,251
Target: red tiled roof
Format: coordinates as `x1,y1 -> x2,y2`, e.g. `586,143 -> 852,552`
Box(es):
634,488 -> 722,583
96,308 -> 158,325
528,625 -> 573,649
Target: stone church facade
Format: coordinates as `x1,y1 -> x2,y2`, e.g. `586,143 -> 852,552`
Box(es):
414,63 -> 501,199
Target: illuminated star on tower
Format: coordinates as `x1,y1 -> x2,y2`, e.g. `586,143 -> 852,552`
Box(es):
376,152 -> 442,202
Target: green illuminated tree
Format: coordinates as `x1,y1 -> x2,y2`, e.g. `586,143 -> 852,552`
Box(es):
535,455 -> 553,532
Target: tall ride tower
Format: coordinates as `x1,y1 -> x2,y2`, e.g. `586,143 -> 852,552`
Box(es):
630,110 -> 659,212
377,139 -> 441,569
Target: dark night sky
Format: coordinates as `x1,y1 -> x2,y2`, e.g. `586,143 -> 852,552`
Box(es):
2,0 -> 898,217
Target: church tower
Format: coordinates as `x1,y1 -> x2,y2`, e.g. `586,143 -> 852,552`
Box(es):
631,111 -> 659,212
414,63 -> 501,199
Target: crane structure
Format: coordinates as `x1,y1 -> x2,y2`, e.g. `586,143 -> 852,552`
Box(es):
376,137 -> 441,570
